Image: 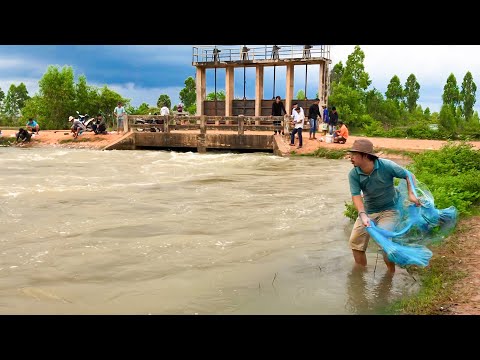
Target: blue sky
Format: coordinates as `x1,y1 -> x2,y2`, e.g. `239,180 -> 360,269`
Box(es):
1,45 -> 479,113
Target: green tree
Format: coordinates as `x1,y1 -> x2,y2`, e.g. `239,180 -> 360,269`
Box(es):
137,103 -> 151,114
125,103 -> 151,115
4,83 -> 30,117
439,104 -> 457,133
404,74 -> 420,113
97,86 -> 128,129
21,95 -> 48,127
157,94 -> 171,108
385,75 -> 403,107
328,83 -> 365,127
365,88 -> 385,115
179,76 -> 196,109
0,86 -> 5,113
206,90 -> 226,101
74,74 -> 100,116
38,65 -> 76,127
442,73 -> 460,112
330,62 -> 344,88
340,45 -> 371,91
460,71 -> 477,120
186,104 -> 196,115
295,90 -> 306,100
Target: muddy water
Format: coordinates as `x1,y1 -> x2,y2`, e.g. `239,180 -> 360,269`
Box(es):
0,148 -> 418,314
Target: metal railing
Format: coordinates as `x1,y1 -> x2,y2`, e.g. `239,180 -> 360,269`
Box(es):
192,45 -> 331,64
128,115 -> 292,135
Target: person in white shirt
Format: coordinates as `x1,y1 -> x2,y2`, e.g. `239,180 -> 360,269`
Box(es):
291,102 -> 304,117
160,105 -> 170,116
289,107 -> 304,149
113,101 -> 126,134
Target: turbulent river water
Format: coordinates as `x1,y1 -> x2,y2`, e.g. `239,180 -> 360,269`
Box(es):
0,147 -> 418,314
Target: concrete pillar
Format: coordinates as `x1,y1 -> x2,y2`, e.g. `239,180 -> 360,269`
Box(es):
238,115 -> 244,135
199,115 -> 206,135
196,67 -> 206,116
324,62 -> 330,106
255,65 -> 264,116
285,64 -> 295,114
319,62 -> 325,105
164,116 -> 169,133
225,67 -> 234,117
123,113 -> 129,132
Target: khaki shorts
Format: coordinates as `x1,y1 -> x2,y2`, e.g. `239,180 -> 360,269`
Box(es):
349,210 -> 398,251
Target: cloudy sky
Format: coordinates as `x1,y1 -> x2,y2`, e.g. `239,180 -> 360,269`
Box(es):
0,45 -> 479,113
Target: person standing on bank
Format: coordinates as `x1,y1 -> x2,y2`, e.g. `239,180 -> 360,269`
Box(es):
308,98 -> 322,140
329,106 -> 338,135
347,139 -> 421,274
289,106 -> 304,149
114,101 -> 126,135
271,96 -> 287,135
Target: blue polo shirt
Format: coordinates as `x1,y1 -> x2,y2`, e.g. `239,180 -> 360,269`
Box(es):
348,158 -> 408,214
26,120 -> 38,127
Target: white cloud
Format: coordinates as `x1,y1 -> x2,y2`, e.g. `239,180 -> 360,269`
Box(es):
0,78 -> 39,95
331,45 -> 480,113
102,82 -> 184,108
0,57 -> 46,72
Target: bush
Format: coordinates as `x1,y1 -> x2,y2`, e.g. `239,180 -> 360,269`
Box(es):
408,143 -> 480,215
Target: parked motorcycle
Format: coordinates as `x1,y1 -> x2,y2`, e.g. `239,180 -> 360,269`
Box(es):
76,111 -> 95,131
134,115 -> 164,132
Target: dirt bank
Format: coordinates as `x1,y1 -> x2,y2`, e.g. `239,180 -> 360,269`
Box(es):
0,129 -> 124,150
279,133 -> 480,155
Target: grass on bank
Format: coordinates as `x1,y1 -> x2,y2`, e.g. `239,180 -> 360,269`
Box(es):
294,147 -> 347,159
0,137 -> 16,146
384,223 -> 470,315
59,136 -> 106,144
293,146 -> 417,161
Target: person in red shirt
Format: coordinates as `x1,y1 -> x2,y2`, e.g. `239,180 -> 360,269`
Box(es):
333,120 -> 349,144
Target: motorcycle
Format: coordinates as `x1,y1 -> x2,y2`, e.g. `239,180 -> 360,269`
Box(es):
134,114 -> 164,132
76,111 -> 95,131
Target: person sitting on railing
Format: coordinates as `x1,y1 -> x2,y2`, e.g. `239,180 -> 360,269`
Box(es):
271,96 -> 287,135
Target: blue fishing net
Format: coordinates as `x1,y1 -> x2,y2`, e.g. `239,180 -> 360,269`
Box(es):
366,171 -> 458,267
